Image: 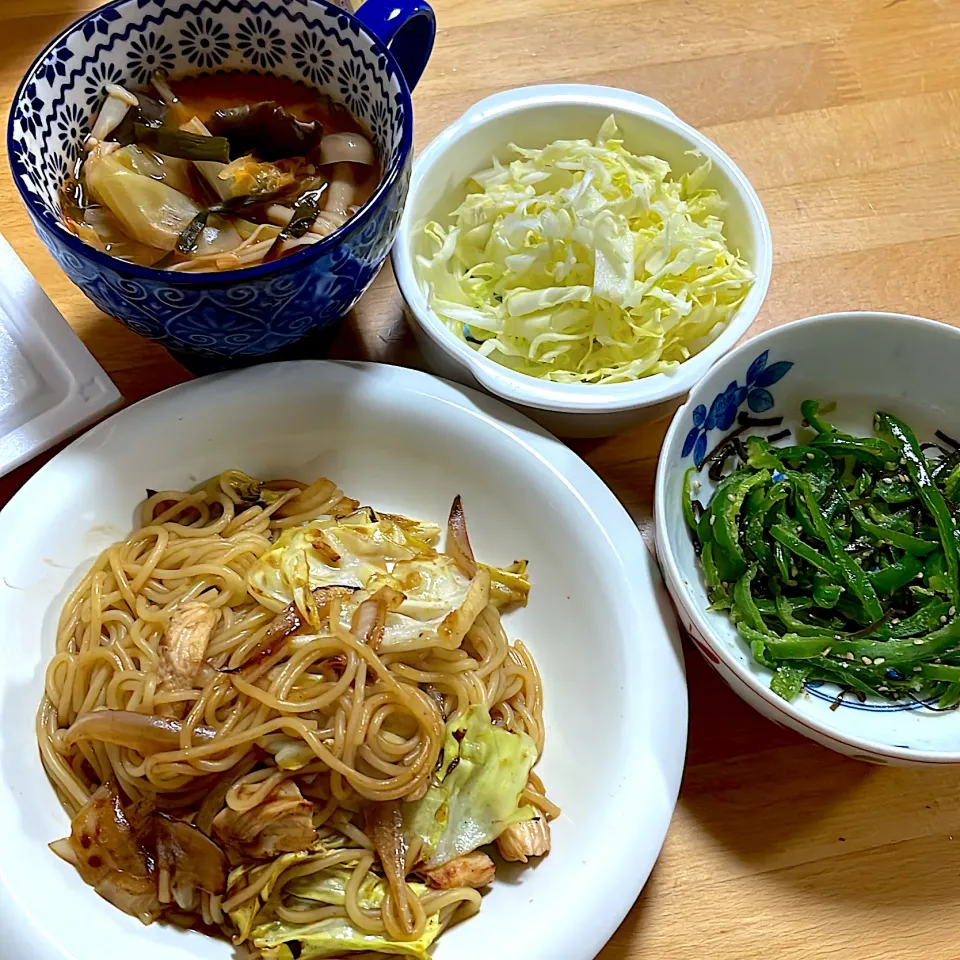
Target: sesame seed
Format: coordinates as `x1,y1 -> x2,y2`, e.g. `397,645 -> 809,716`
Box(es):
898,473 -> 908,482
710,515 -> 716,525
881,477 -> 892,483
862,656 -> 873,665
951,607 -> 957,616
727,493 -> 735,501
821,647 -> 832,656
941,615 -> 948,624
891,618 -> 900,624
878,686 -> 889,692
914,665 -> 922,671
914,639 -> 925,645
874,657 -> 886,665
807,453 -> 814,460
796,525 -> 803,533
916,572 -> 924,579
834,634 -> 843,641
844,652 -> 855,661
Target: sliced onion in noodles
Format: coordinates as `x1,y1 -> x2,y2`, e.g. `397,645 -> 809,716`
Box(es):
446,496 -> 477,578
62,709 -> 217,754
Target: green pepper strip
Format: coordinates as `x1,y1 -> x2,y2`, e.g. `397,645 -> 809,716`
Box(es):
792,489 -> 821,539
917,663 -> 960,682
745,436 -> 782,471
745,485 -> 787,570
770,664 -> 812,700
885,599 -> 953,638
700,542 -> 731,609
945,463 -> 960,503
851,506 -> 938,556
821,485 -> 846,523
774,595 -> 832,637
938,681 -> 960,709
773,539 -> 794,586
875,478 -> 915,504
801,399 -> 836,435
796,480 -> 884,620
813,574 -> 843,608
682,467 -> 700,534
711,470 -> 771,582
806,660 -> 885,698
739,626 -> 776,668
877,412 -> 960,608
697,499 -> 714,547
801,399 -> 898,463
812,436 -> 898,468
762,616 -> 960,663
733,566 -> 767,633
769,524 -> 841,579
868,554 -> 924,596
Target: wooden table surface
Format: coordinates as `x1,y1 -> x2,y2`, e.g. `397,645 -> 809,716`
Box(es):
2,1 -> 960,958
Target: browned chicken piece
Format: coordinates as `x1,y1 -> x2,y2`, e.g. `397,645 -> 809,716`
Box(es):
159,601 -> 221,691
418,851 -> 496,890
55,782 -> 162,924
495,816 -> 551,863
212,780 -> 315,860
51,781 -> 228,922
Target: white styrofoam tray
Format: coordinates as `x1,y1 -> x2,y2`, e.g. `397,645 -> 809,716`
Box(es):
0,233 -> 121,476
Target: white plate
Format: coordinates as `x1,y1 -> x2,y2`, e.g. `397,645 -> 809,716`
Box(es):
0,232 -> 121,476
0,361 -> 686,960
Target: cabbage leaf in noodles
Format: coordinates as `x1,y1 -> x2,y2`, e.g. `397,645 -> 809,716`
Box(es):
403,705 -> 538,867
234,867 -> 440,960
245,511 -> 493,649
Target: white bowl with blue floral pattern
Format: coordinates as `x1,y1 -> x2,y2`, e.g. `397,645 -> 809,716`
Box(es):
7,0 -> 435,363
655,311 -> 960,765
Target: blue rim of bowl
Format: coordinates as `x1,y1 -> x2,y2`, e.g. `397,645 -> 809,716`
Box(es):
6,0 -> 413,286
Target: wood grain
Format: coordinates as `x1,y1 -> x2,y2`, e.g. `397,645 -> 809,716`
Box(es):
2,1 -> 959,958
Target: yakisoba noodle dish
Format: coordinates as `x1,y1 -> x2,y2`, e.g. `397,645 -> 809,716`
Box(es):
38,471 -> 555,959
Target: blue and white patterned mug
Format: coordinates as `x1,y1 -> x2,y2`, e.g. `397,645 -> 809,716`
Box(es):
7,0 -> 435,362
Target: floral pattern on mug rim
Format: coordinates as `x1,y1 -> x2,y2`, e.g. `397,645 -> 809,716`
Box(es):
236,14 -> 285,70
682,351 -> 794,466
291,29 -> 337,87
178,16 -> 232,70
55,103 -> 88,163
337,58 -> 372,118
82,62 -> 125,111
126,30 -> 176,85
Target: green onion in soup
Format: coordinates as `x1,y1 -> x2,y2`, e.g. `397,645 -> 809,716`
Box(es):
60,71 -> 382,272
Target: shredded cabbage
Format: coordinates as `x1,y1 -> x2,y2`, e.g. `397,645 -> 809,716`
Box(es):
416,116 -> 755,384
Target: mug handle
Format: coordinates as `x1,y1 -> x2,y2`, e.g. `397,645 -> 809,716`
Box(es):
353,0 -> 436,92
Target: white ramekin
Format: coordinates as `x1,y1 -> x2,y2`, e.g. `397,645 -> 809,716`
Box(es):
392,84 -> 773,438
